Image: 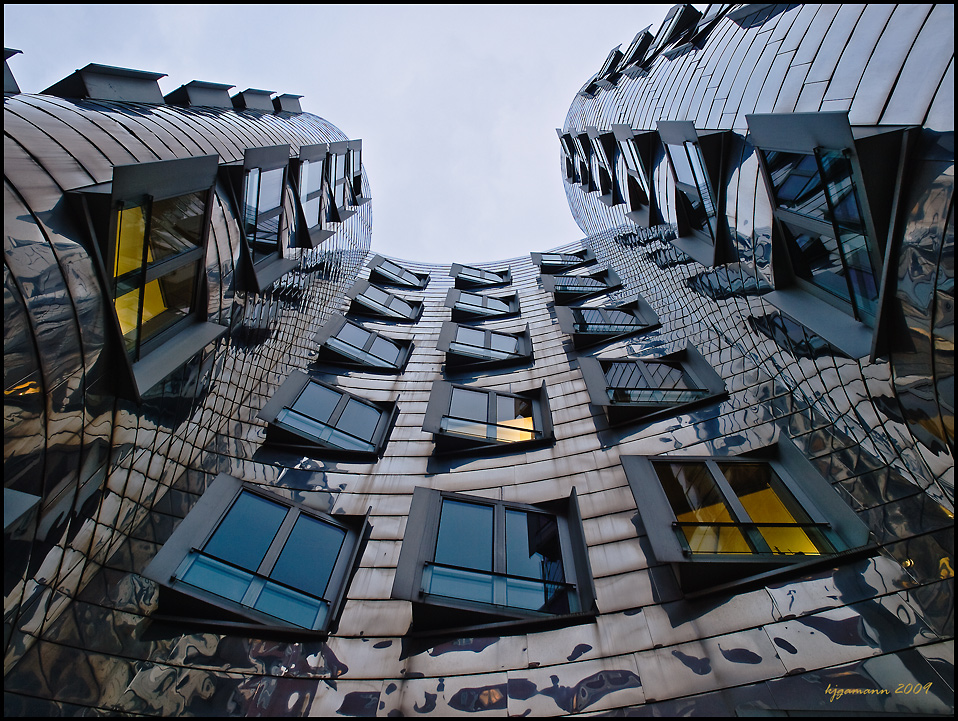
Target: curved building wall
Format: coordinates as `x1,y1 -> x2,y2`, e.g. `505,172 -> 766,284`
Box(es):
3,4 -> 955,718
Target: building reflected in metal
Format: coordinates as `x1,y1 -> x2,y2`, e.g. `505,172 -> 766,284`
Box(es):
3,4 -> 954,717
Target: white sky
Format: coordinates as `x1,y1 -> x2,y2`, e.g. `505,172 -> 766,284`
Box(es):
4,4 -> 673,264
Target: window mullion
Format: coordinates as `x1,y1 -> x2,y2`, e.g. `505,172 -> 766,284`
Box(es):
258,507 -> 300,575
707,461 -> 771,554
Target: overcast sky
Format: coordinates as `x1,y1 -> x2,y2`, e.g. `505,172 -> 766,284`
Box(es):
4,4 -> 674,264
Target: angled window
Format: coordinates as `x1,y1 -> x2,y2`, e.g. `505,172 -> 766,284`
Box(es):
294,142 -> 336,248
450,263 -> 512,290
571,132 -> 596,192
143,473 -> 370,634
423,381 -> 553,455
580,343 -> 726,427
437,321 -> 532,371
348,140 -> 367,205
618,27 -> 654,78
70,154 -> 227,400
557,130 -> 580,184
445,288 -> 520,323
531,248 -> 596,274
313,312 -> 413,374
746,112 -> 911,358
556,296 -> 660,350
392,487 -> 596,633
622,437 -> 870,593
328,141 -> 357,219
258,370 -> 397,459
612,126 -> 662,227
347,279 -> 424,323
367,254 -> 429,290
541,267 -> 622,304
586,127 -> 622,206
657,121 -> 736,267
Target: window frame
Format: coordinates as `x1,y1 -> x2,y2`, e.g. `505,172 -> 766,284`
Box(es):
745,111 -> 911,359
611,125 -> 663,228
586,127 -> 623,206
143,472 -> 370,636
258,370 -> 398,460
367,254 -> 430,290
556,295 -> 661,350
291,142 -> 336,248
656,121 -> 737,267
450,262 -> 512,290
437,321 -> 533,372
347,279 -> 424,323
541,266 -> 623,304
622,437 -> 871,594
313,312 -> 413,374
530,248 -> 597,274
70,154 -> 227,401
391,487 -> 597,634
444,288 -> 521,323
422,380 -> 554,455
557,130 -> 580,184
579,342 -> 727,427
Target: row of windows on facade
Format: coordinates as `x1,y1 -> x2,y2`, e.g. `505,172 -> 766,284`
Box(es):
69,139 -> 367,402
560,111 -> 916,359
143,433 -> 869,637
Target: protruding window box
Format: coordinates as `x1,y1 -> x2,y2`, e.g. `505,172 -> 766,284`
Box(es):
392,487 -> 597,634
69,154 -> 227,402
586,127 -> 623,207
292,142 -> 336,248
423,381 -> 553,455
314,312 -> 413,374
143,472 -> 370,636
622,437 -> 871,594
580,343 -> 727,427
541,267 -> 622,304
367,255 -> 430,290
612,126 -> 662,228
531,248 -> 596,274
556,296 -> 660,350
258,371 -> 397,461
445,289 -> 520,323
657,121 -> 737,267
347,279 -> 424,323
437,321 -> 532,372
450,263 -> 512,290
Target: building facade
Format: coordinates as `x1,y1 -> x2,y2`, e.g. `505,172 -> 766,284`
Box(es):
4,4 -> 955,717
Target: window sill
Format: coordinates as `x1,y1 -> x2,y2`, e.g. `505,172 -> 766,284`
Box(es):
132,321 -> 227,398
670,231 -> 715,267
763,288 -> 874,359
251,256 -> 300,293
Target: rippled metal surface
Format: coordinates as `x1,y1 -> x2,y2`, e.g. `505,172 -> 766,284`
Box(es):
4,4 -> 955,717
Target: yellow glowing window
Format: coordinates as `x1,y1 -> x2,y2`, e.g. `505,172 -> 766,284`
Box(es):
655,460 -> 832,556
442,387 -> 541,444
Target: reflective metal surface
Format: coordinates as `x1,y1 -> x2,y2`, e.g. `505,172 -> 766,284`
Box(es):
4,5 -> 955,717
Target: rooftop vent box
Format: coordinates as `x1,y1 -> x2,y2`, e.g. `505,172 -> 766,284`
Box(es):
231,88 -> 274,111
164,80 -> 234,109
42,63 -> 166,103
273,94 -> 303,114
4,48 -> 21,94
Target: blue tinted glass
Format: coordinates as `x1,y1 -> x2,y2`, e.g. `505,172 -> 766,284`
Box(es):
336,398 -> 382,442
435,500 -> 493,572
291,382 -> 341,423
180,553 -> 254,602
505,509 -> 564,582
204,492 -> 287,571
254,581 -> 327,629
270,514 -> 346,599
449,388 -> 488,422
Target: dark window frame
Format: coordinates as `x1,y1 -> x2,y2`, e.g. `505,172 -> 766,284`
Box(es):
444,288 -> 521,323
746,111 -> 913,359
143,472 -> 370,637
530,248 -> 597,274
612,125 -> 663,228
367,254 -> 430,290
258,370 -> 397,460
391,486 -> 597,635
313,312 -> 413,374
579,342 -> 727,427
557,130 -> 580,184
622,437 -> 871,595
347,279 -> 424,323
556,295 -> 661,350
450,262 -> 512,290
291,142 -> 336,249
422,380 -> 554,455
69,154 -> 227,401
657,120 -> 737,267
541,266 -> 623,304
437,320 -> 533,372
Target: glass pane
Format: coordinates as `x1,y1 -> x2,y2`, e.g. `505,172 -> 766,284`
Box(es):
275,408 -> 375,453
148,192 -> 205,262
114,205 -> 147,280
253,580 -> 327,629
423,564 -> 494,605
718,462 -> 827,555
138,262 -> 198,344
495,395 -> 536,442
204,491 -> 288,571
455,326 -> 486,347
686,142 -> 715,217
335,398 -> 382,443
335,322 -> 371,349
243,168 -> 260,236
369,336 -> 401,365
180,553 -> 254,603
449,388 -> 488,422
667,143 -> 696,186
505,509 -> 564,582
489,332 -> 518,354
654,462 -> 751,554
258,167 -> 285,216
270,514 -> 346,599
505,576 -> 571,614
435,499 -> 494,572
290,382 -> 341,423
